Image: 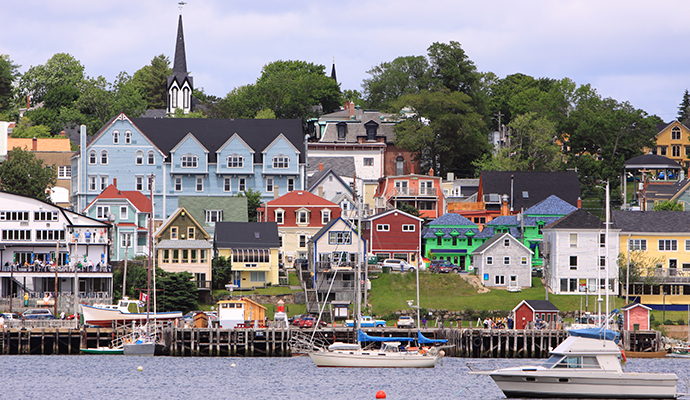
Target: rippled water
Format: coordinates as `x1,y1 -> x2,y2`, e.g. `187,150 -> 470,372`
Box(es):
2,356 -> 688,399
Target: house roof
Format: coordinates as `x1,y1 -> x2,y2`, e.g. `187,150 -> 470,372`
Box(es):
307,168 -> 353,194
310,216 -> 359,243
421,227 -> 480,239
612,210 -> 690,233
155,206 -> 210,240
646,179 -> 690,203
621,303 -> 652,311
364,208 -> 424,222
427,213 -> 477,227
524,195 -> 578,216
157,239 -> 212,249
624,153 -> 682,170
86,184 -> 152,213
129,118 -> 305,164
266,190 -> 338,207
472,232 -> 533,255
514,299 -> 559,312
480,171 -> 580,209
307,156 -> 356,178
215,222 -> 279,248
7,137 -> 72,152
544,208 -> 605,230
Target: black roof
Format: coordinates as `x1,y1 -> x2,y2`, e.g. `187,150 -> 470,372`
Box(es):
130,118 -> 305,164
522,300 -> 559,312
214,222 -> 279,248
624,153 -> 682,170
480,171 -> 580,210
545,208 -> 605,230
612,210 -> 690,233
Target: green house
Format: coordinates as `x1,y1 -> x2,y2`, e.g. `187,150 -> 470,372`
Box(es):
422,213 -> 482,270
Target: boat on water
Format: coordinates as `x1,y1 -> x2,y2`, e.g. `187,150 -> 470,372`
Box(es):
82,297 -> 183,327
309,330 -> 445,368
123,337 -> 157,356
470,328 -> 678,399
80,346 -> 124,355
625,349 -> 668,358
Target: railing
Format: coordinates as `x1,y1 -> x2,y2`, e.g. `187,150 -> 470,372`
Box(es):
314,261 -> 358,272
314,280 -> 356,292
0,265 -> 112,273
5,319 -> 79,329
388,187 -> 437,197
195,280 -> 212,290
650,268 -> 690,282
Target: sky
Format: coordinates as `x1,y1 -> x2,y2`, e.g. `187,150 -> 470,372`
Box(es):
3,1 -> 690,122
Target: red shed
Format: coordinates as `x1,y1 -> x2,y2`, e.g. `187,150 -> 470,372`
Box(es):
621,303 -> 651,331
512,300 -> 559,329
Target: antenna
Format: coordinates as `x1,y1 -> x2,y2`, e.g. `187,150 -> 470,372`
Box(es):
178,1 -> 187,12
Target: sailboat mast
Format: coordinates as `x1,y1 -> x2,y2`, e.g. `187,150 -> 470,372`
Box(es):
605,180 -> 610,330
356,187 -> 362,331
146,174 -> 153,335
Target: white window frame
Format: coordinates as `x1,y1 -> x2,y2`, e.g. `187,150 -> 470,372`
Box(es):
136,150 -> 143,165
181,154 -> 198,168
521,256 -> 528,265
89,151 -> 96,165
363,157 -> 374,166
174,177 -> 182,192
206,210 -> 222,223
148,150 -> 155,165
100,176 -> 108,191
659,239 -> 678,251
287,178 -> 294,192
227,154 -> 244,168
196,176 -> 203,192
297,210 -> 308,224
136,176 -> 143,191
96,206 -> 110,219
486,256 -> 493,265
58,165 -> 71,179
239,178 -> 246,192
321,210 -> 331,225
402,224 -> 415,232
100,150 -> 108,165
89,176 -> 97,191
120,206 -> 128,220
113,131 -> 119,144
570,233 -> 578,248
629,239 -> 647,251
376,224 -> 390,232
124,131 -> 132,144
275,210 -> 284,225
266,177 -> 274,193
495,275 -> 505,285
272,154 -> 289,169
223,177 -> 231,192
503,256 -> 510,265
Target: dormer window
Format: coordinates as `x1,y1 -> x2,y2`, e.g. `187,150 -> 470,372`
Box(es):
321,210 -> 331,225
275,209 -> 284,225
296,209 -> 309,224
337,122 -> 347,141
273,155 -> 289,169
672,126 -> 681,140
365,121 -> 378,141
227,154 -> 244,168
181,154 -> 198,168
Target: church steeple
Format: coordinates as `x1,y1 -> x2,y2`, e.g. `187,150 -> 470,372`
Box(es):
167,13 -> 193,115
172,15 -> 187,78
330,57 -> 337,84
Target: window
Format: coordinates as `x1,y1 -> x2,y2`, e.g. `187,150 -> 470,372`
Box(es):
659,146 -> 667,156
522,191 -> 529,199
113,131 -> 119,144
437,237 -> 442,246
136,176 -> 143,191
174,177 -> 182,191
171,87 -> 178,108
223,178 -> 231,192
495,275 -> 505,285
503,256 -> 510,265
600,233 -> 606,248
659,239 -> 678,251
273,155 -> 289,169
504,238 -> 510,247
486,256 -> 493,265
673,145 -> 681,157
182,249 -> 189,263
452,237 -> 457,246
125,131 -> 131,144
188,227 -> 195,240
250,271 -> 266,282
299,235 -> 307,248
600,256 -> 606,269
266,177 -> 274,192
321,210 -> 331,225
147,151 -> 155,165
89,151 -> 96,164
297,210 -> 308,224
396,156 -> 404,175
183,87 -> 190,108
100,150 -> 108,164
99,176 -> 108,190
190,250 -> 198,262
58,166 -> 71,179
95,206 -> 110,219
366,122 -> 377,140
171,227 -> 178,239
686,239 -> 690,251
147,176 -> 154,191
521,257 -> 528,265
136,150 -> 144,165
227,154 -> 244,168
329,231 -> 352,245
402,224 -> 415,232
89,176 -> 97,191
275,210 -> 284,224
419,201 -> 434,210
181,154 -> 198,168
376,224 -> 390,232
629,239 -> 647,251
672,126 -> 681,140
120,206 -> 127,219
570,233 -> 578,248
196,176 -> 203,192
206,210 -> 222,223
239,178 -> 246,192
570,256 -> 577,270
172,249 -> 179,263
2,230 -> 31,241
287,178 -> 294,192
337,122 -> 347,140
363,157 -> 374,166
200,250 -> 207,263
121,234 -> 132,247
33,211 -> 57,221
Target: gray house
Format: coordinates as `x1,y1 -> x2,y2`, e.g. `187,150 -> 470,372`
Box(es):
472,232 -> 533,289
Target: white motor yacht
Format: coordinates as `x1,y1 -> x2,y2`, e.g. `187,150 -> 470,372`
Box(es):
471,329 -> 678,399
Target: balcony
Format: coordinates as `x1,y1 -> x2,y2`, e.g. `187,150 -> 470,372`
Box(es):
314,261 -> 358,272
389,187 -> 437,197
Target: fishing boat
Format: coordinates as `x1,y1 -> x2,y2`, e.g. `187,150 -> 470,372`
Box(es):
80,346 -> 124,355
625,349 -> 668,358
82,297 -> 183,327
471,328 -> 678,399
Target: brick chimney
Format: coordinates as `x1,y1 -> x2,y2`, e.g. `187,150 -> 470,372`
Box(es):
32,137 -> 37,151
319,162 -> 323,171
60,130 -> 66,137
577,197 -> 582,208
501,194 -> 509,216
113,178 -> 117,188
428,168 -> 434,176
348,101 -> 355,118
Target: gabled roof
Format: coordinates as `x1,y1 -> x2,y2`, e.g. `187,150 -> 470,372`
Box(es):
480,171 -> 580,209
85,184 -> 152,213
307,157 -> 356,179
545,208 -> 605,230
621,303 -> 652,311
472,232 -> 532,255
129,118 -> 305,164
266,190 -> 338,207
513,299 -> 559,313
612,210 -> 690,233
169,132 -> 210,154
155,206 -> 209,240
427,213 -> 477,227
364,208 -> 424,222
624,153 -> 682,170
307,168 -> 352,194
421,227 -> 480,239
214,222 -> 279,248
524,195 -> 577,216
311,216 -> 360,243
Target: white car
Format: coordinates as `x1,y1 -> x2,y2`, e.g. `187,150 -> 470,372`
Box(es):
396,316 -> 415,328
382,259 -> 415,272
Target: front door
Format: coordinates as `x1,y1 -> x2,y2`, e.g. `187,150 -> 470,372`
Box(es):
233,271 -> 241,288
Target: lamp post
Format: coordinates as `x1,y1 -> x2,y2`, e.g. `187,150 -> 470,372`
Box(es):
663,290 -> 667,323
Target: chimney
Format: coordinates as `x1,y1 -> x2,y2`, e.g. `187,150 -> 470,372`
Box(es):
348,101 -> 355,118
60,131 -> 66,137
26,95 -> 30,110
113,178 -> 117,188
577,197 -> 582,208
501,194 -> 509,216
319,162 -> 323,171
318,186 -> 324,198
273,186 -> 279,199
32,137 -> 37,151
447,172 -> 454,181
428,168 -> 434,176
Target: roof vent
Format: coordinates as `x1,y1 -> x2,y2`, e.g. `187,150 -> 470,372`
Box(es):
254,232 -> 260,239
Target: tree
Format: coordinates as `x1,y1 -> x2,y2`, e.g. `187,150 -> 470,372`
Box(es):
678,89 -> 690,126
155,268 -> 198,313
132,55 -> 171,109
24,84 -> 81,134
172,108 -> 207,118
653,200 -> 684,211
10,116 -> 52,138
396,202 -> 421,218
617,250 -> 665,286
238,188 -> 262,222
112,262 -> 148,300
363,55 -> 431,111
255,108 -> 276,119
212,256 -> 233,290
0,55 -> 20,113
0,147 -> 57,201
19,53 -> 85,103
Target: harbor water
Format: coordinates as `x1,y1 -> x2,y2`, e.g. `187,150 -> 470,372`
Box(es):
2,355 -> 688,399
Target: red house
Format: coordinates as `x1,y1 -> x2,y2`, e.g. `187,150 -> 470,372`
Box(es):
512,300 -> 559,329
621,303 -> 651,331
362,209 -> 423,265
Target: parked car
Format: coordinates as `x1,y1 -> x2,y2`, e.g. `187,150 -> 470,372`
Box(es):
396,316 -> 415,328
290,314 -> 312,326
1,312 -> 21,320
382,259 -> 415,272
22,309 -> 55,320
298,316 -> 327,328
429,259 -> 459,273
345,316 -> 386,328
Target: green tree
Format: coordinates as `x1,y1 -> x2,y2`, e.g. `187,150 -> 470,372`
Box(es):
19,53 -> 85,103
10,116 -> 52,138
396,202 -> 421,218
212,256 -> 233,290
653,200 -> 684,211
172,108 -> 207,118
155,268 -> 198,313
617,250 -> 665,286
0,55 -> 20,113
255,108 -> 276,119
132,54 -> 171,109
363,55 -> 431,111
25,84 -> 81,134
0,147 -> 57,201
112,262 -> 149,300
678,89 -> 690,126
238,188 -> 262,222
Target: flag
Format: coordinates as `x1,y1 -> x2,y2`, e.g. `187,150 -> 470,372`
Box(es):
139,292 -> 148,303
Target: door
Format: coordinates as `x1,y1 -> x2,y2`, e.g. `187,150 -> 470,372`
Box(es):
233,271 -> 241,288
395,181 -> 408,195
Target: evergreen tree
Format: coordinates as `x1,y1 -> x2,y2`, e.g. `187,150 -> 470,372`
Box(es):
679,89 -> 690,125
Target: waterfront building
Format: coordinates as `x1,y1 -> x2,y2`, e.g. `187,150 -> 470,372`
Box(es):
362,209 -> 423,265
472,232 -> 533,289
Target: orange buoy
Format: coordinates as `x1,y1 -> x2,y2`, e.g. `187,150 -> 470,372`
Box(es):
375,390 -> 386,399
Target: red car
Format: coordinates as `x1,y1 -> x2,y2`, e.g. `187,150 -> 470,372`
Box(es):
298,316 -> 326,328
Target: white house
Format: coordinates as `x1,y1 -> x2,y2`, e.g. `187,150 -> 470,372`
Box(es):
472,232 -> 533,289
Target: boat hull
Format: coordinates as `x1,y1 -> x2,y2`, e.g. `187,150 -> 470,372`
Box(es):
123,342 -> 156,356
82,304 -> 182,327
625,350 -> 668,358
309,350 -> 439,368
80,347 -> 123,355
490,370 -> 678,399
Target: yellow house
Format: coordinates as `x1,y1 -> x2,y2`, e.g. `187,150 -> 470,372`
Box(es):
614,210 -> 690,305
214,222 -> 280,288
646,121 -> 690,168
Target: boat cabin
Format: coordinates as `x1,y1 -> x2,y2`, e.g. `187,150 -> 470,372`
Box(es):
217,298 -> 266,329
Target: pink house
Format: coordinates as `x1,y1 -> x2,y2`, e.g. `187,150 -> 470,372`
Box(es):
621,303 -> 651,331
